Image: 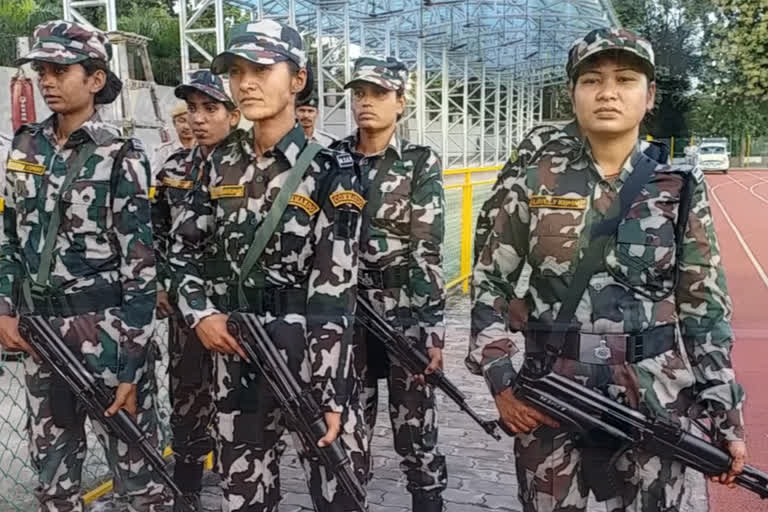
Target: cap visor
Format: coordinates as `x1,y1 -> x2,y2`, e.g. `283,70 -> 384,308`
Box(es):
14,48 -> 87,67
175,83 -> 232,105
211,49 -> 289,74
343,77 -> 399,91
571,47 -> 654,79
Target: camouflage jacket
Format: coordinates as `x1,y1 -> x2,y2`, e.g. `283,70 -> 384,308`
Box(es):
332,130 -> 446,350
469,136 -> 745,441
0,112 -> 156,384
151,145 -> 199,294
169,124 -> 362,412
309,129 -> 336,148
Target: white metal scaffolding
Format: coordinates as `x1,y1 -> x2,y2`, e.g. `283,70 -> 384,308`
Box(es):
64,0 -> 618,168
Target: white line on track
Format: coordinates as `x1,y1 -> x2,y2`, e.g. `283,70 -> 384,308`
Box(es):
719,173 -> 768,205
710,180 -> 768,291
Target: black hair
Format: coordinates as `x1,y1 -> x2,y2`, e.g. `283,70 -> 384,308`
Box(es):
570,50 -> 654,89
81,58 -> 123,104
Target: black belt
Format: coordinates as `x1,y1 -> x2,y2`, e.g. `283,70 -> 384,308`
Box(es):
525,324 -> 676,365
359,267 -> 408,290
21,282 -> 123,317
212,286 -> 307,315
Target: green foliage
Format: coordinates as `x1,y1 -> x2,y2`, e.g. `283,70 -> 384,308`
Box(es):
0,0 -> 62,66
118,5 -> 182,86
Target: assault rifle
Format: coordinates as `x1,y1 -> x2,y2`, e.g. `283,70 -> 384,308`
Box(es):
226,312 -> 367,512
513,363 -> 768,500
355,296 -> 504,441
17,315 -> 194,511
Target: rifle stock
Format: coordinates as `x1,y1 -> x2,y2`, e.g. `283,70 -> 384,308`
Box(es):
355,296 -> 504,441
226,312 -> 367,512
17,315 -> 193,511
514,369 -> 768,499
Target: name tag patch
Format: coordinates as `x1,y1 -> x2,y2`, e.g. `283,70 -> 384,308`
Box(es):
148,187 -> 157,200
7,159 -> 45,175
289,193 -> 320,216
529,195 -> 587,210
162,177 -> 194,189
330,190 -> 366,210
211,184 -> 245,199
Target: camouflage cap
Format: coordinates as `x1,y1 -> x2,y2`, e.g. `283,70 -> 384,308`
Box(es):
16,20 -> 112,66
175,70 -> 235,108
211,20 -> 306,74
296,92 -> 318,108
566,27 -> 655,81
344,56 -> 408,92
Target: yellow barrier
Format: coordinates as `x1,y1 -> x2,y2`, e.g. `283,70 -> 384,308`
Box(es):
443,164 -> 503,293
82,447 -> 214,505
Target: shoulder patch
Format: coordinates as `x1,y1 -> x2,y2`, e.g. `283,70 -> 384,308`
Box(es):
289,193 -> 320,215
336,152 -> 354,168
330,190 -> 366,210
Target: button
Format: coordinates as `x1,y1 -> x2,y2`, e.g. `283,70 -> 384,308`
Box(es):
255,175 -> 265,183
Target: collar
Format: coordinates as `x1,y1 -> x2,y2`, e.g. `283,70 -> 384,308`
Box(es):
42,111 -> 119,148
341,129 -> 402,159
242,122 -> 307,167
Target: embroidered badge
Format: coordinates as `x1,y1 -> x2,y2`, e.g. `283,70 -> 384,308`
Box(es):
162,177 -> 195,189
529,195 -> 587,210
288,193 -> 320,215
594,340 -> 612,361
210,184 -> 245,199
148,187 -> 157,200
7,159 -> 45,175
330,190 -> 366,210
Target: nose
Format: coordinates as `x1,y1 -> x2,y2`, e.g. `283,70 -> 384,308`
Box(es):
38,71 -> 55,88
596,78 -> 619,100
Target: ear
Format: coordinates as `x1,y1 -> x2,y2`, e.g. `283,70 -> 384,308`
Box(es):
646,81 -> 657,113
291,67 -> 307,95
88,69 -> 107,96
395,92 -> 406,116
230,108 -> 241,128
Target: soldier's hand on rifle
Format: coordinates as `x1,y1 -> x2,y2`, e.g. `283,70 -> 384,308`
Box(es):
105,382 -> 138,418
196,313 -> 246,358
710,439 -> 747,488
494,387 -> 559,433
156,290 -> 174,319
415,347 -> 444,385
0,315 -> 37,360
318,411 -> 342,447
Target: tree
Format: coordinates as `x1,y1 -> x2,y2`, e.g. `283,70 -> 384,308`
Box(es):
706,0 -> 768,100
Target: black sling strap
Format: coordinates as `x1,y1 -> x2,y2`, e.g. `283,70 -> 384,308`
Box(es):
544,143 -> 666,356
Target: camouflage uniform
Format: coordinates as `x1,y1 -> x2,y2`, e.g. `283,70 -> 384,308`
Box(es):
0,21 -> 171,512
170,20 -> 368,512
468,28 -> 745,512
152,70 -> 235,505
332,57 -> 448,508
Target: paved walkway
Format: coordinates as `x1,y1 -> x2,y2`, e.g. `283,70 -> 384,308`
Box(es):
93,293 -> 709,512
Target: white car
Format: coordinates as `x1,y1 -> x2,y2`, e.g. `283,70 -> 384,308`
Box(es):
697,143 -> 730,173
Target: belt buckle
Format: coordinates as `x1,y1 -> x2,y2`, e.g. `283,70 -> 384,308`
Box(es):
579,333 -> 626,365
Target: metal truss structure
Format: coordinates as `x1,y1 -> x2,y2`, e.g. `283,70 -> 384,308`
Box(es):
64,0 -> 619,167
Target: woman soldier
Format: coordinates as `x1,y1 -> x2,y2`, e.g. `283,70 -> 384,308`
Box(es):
469,28 -> 747,512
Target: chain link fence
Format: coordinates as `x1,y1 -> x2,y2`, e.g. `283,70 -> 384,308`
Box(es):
0,320 -> 172,510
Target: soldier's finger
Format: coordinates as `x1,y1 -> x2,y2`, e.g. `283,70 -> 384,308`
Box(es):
529,409 -> 560,429
224,334 -> 247,359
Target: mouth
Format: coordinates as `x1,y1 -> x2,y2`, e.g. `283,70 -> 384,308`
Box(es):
594,108 -> 621,115
358,113 -> 376,119
240,98 -> 263,105
43,94 -> 61,102
193,131 -> 208,138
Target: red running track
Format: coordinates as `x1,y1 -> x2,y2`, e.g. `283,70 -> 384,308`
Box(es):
705,170 -> 768,512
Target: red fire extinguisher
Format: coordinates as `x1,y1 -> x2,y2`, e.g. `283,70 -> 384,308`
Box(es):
11,69 -> 37,132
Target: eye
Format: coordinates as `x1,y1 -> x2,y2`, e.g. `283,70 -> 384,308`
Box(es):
353,90 -> 364,99
207,105 -> 216,113
580,77 -> 598,85
618,75 -> 636,83
229,67 -> 240,76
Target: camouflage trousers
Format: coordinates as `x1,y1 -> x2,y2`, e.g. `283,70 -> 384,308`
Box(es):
167,312 -> 214,491
359,336 -> 447,497
24,317 -> 171,512
212,351 -> 369,512
514,355 -> 693,512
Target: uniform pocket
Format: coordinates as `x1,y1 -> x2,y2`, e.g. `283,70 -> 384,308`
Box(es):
610,219 -> 676,297
61,180 -> 111,235
372,190 -> 411,236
